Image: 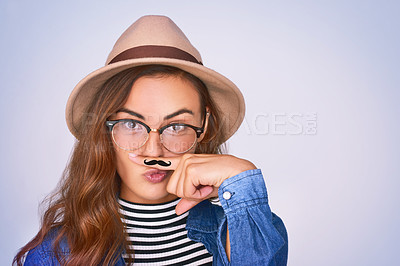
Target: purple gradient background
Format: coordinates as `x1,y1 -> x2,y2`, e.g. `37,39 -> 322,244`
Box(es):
1,1 -> 399,265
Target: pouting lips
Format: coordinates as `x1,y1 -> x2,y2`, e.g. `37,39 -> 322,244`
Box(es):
143,169 -> 169,183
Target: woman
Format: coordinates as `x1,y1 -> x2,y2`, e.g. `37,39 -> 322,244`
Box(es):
14,15 -> 288,265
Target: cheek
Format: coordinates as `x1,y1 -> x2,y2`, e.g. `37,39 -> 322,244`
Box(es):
114,148 -> 141,180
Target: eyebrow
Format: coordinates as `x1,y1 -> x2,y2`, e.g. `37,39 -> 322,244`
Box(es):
117,108 -> 145,120
164,108 -> 194,120
116,108 -> 194,121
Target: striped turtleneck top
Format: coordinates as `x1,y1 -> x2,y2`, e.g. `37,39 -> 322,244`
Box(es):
118,197 -> 213,265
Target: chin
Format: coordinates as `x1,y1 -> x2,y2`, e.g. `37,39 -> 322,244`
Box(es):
123,183 -> 173,204
142,186 -> 173,202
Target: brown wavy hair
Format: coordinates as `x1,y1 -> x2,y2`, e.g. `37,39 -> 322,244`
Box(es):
13,65 -> 226,265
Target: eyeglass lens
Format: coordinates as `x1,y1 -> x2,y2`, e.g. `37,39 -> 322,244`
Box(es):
112,121 -> 197,153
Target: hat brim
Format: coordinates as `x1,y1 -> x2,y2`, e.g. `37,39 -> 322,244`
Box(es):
66,58 -> 245,142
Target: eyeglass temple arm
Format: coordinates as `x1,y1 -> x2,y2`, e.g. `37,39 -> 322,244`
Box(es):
105,121 -> 117,131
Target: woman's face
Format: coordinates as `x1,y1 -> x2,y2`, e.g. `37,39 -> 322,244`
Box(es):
112,75 -> 206,204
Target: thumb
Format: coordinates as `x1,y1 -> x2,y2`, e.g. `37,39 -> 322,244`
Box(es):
175,199 -> 199,215
175,186 -> 214,215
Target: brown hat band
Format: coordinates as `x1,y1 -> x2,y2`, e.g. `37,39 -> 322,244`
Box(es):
108,45 -> 203,65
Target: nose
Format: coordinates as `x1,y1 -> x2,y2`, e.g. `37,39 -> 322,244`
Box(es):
139,130 -> 164,157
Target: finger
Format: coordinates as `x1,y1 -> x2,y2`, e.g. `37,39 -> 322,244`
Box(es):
181,162 -> 202,198
175,199 -> 201,215
128,153 -> 181,170
166,159 -> 185,196
175,186 -> 214,215
166,155 -> 188,196
171,156 -> 201,197
191,185 -> 214,199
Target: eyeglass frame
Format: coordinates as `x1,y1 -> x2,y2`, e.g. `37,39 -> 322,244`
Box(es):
105,111 -> 208,153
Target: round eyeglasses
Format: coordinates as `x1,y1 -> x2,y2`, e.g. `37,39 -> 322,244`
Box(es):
105,117 -> 206,154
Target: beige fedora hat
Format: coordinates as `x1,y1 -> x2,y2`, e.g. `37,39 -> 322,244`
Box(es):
66,15 -> 245,142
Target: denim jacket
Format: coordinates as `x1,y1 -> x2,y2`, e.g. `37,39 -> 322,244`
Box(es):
24,169 -> 288,265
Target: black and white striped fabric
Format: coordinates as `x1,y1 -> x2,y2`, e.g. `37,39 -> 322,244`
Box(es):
119,197 -> 213,265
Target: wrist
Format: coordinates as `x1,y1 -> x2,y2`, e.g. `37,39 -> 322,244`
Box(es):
229,159 -> 257,179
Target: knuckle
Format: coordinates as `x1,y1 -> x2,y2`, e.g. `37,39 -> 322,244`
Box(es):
182,153 -> 192,160
177,189 -> 184,198
186,164 -> 197,176
182,156 -> 194,168
183,190 -> 191,199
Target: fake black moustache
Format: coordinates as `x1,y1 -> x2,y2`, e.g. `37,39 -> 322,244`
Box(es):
143,159 -> 172,167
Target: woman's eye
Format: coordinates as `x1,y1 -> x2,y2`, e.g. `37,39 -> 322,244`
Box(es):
171,125 -> 185,132
165,124 -> 186,134
122,121 -> 138,130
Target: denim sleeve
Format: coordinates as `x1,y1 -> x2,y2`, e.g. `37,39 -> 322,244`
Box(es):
23,230 -> 126,266
24,242 -> 62,266
23,229 -> 69,265
217,169 -> 288,266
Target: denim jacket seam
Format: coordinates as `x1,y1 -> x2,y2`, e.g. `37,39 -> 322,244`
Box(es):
186,226 -> 218,234
225,195 -> 267,206
222,197 -> 268,214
